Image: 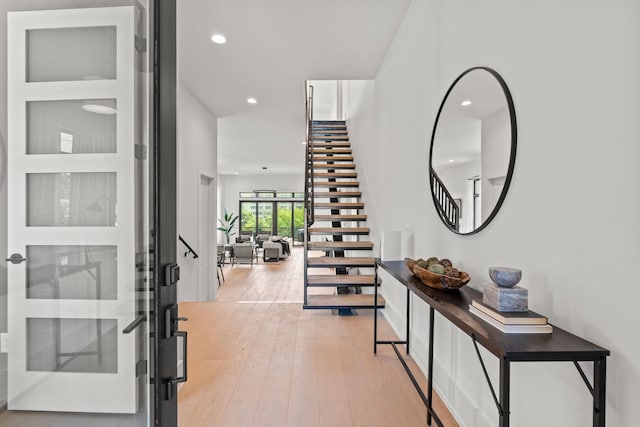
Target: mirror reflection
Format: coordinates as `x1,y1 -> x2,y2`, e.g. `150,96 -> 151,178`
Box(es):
429,67 -> 516,234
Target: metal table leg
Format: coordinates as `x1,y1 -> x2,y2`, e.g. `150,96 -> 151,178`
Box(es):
593,356 -> 606,427
427,307 -> 435,425
374,263 -> 378,354
406,287 -> 410,355
499,358 -> 511,427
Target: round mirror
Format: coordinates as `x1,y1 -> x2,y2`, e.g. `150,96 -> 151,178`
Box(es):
429,67 -> 517,235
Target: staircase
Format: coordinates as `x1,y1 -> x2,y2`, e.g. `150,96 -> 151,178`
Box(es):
303,117 -> 384,311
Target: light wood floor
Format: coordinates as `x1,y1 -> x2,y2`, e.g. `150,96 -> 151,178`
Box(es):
178,246 -> 459,427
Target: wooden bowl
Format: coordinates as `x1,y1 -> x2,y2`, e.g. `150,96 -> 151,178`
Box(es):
406,258 -> 470,290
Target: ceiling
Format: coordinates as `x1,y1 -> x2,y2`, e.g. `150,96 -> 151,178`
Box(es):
177,0 -> 411,175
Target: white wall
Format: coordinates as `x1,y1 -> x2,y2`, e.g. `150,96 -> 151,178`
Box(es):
343,79 -> 387,252
347,0 -> 640,426
177,84 -> 218,302
308,80 -> 338,120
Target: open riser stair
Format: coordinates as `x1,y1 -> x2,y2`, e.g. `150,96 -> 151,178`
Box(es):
303,117 -> 384,311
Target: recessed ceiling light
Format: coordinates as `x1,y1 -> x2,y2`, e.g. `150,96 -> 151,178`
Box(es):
211,34 -> 226,44
449,159 -> 455,163
301,141 -> 307,145
247,97 -> 258,104
461,100 -> 472,106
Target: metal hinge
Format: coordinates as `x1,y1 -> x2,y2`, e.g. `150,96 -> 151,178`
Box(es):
135,144 -> 147,160
136,360 -> 147,377
164,264 -> 180,287
135,36 -> 147,53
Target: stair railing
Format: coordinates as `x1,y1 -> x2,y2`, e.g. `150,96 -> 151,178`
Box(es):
178,235 -> 199,259
304,83 -> 315,227
429,167 -> 460,231
303,82 -> 315,305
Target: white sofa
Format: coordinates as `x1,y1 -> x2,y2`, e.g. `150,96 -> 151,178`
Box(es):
262,240 -> 285,261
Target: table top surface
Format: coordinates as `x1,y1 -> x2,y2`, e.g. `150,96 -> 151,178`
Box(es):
378,259 -> 610,361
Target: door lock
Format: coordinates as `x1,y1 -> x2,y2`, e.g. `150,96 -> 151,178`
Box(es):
164,303 -> 188,400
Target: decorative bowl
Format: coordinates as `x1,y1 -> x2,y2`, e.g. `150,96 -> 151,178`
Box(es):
488,267 -> 522,288
406,259 -> 470,290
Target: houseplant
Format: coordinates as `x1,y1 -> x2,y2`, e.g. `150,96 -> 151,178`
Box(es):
217,209 -> 239,244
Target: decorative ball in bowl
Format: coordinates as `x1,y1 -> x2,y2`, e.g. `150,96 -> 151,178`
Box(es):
406,258 -> 471,291
488,267 -> 522,288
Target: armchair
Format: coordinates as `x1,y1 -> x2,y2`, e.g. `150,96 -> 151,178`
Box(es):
235,230 -> 254,243
231,243 -> 257,267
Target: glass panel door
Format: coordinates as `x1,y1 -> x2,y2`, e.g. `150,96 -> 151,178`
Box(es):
3,3 -> 153,424
276,202 -> 292,238
240,201 -> 257,236
257,202 -> 273,235
293,202 -> 305,244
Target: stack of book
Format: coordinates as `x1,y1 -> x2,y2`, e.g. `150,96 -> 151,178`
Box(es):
469,300 -> 553,334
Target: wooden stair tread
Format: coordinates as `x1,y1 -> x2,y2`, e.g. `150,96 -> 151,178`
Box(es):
313,172 -> 357,178
313,148 -> 352,154
307,257 -> 376,267
314,202 -> 363,208
313,192 -> 361,198
312,124 -> 346,128
307,275 -> 376,286
313,156 -> 354,162
313,139 -> 349,143
308,241 -> 373,250
312,127 -> 347,131
314,214 -> 367,221
313,163 -> 356,169
313,182 -> 360,187
308,227 -> 369,235
311,142 -> 351,147
304,294 -> 385,309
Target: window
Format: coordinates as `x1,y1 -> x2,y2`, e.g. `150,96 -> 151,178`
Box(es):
239,191 -> 304,237
276,202 -> 292,237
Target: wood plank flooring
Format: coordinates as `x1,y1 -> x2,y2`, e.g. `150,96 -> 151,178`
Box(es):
178,246 -> 459,427
0,247 -> 458,426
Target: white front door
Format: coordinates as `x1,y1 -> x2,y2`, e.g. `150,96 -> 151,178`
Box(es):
7,6 -> 138,413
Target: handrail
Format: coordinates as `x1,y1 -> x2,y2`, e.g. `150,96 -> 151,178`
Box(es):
178,235 -> 199,259
304,83 -> 315,227
429,167 -> 460,231
303,82 -> 315,306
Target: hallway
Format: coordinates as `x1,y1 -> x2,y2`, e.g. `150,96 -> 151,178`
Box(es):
178,246 -> 458,426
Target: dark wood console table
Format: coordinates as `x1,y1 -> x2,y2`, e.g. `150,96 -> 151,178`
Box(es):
374,259 -> 609,427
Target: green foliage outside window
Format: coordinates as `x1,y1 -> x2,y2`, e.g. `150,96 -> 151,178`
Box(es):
239,197 -> 305,237
277,203 -> 292,237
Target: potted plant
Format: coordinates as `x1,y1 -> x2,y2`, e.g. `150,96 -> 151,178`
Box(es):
217,209 -> 239,244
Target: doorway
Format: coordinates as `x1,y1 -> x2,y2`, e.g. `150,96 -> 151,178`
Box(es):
198,173 -> 216,301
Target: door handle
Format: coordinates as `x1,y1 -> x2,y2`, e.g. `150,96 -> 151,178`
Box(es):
166,329 -> 188,400
5,253 -> 27,264
171,330 -> 188,384
122,314 -> 147,334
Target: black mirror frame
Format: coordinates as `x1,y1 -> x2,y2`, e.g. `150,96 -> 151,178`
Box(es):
429,66 -> 517,235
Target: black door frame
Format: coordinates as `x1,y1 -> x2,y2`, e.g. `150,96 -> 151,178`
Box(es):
153,0 -> 179,425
